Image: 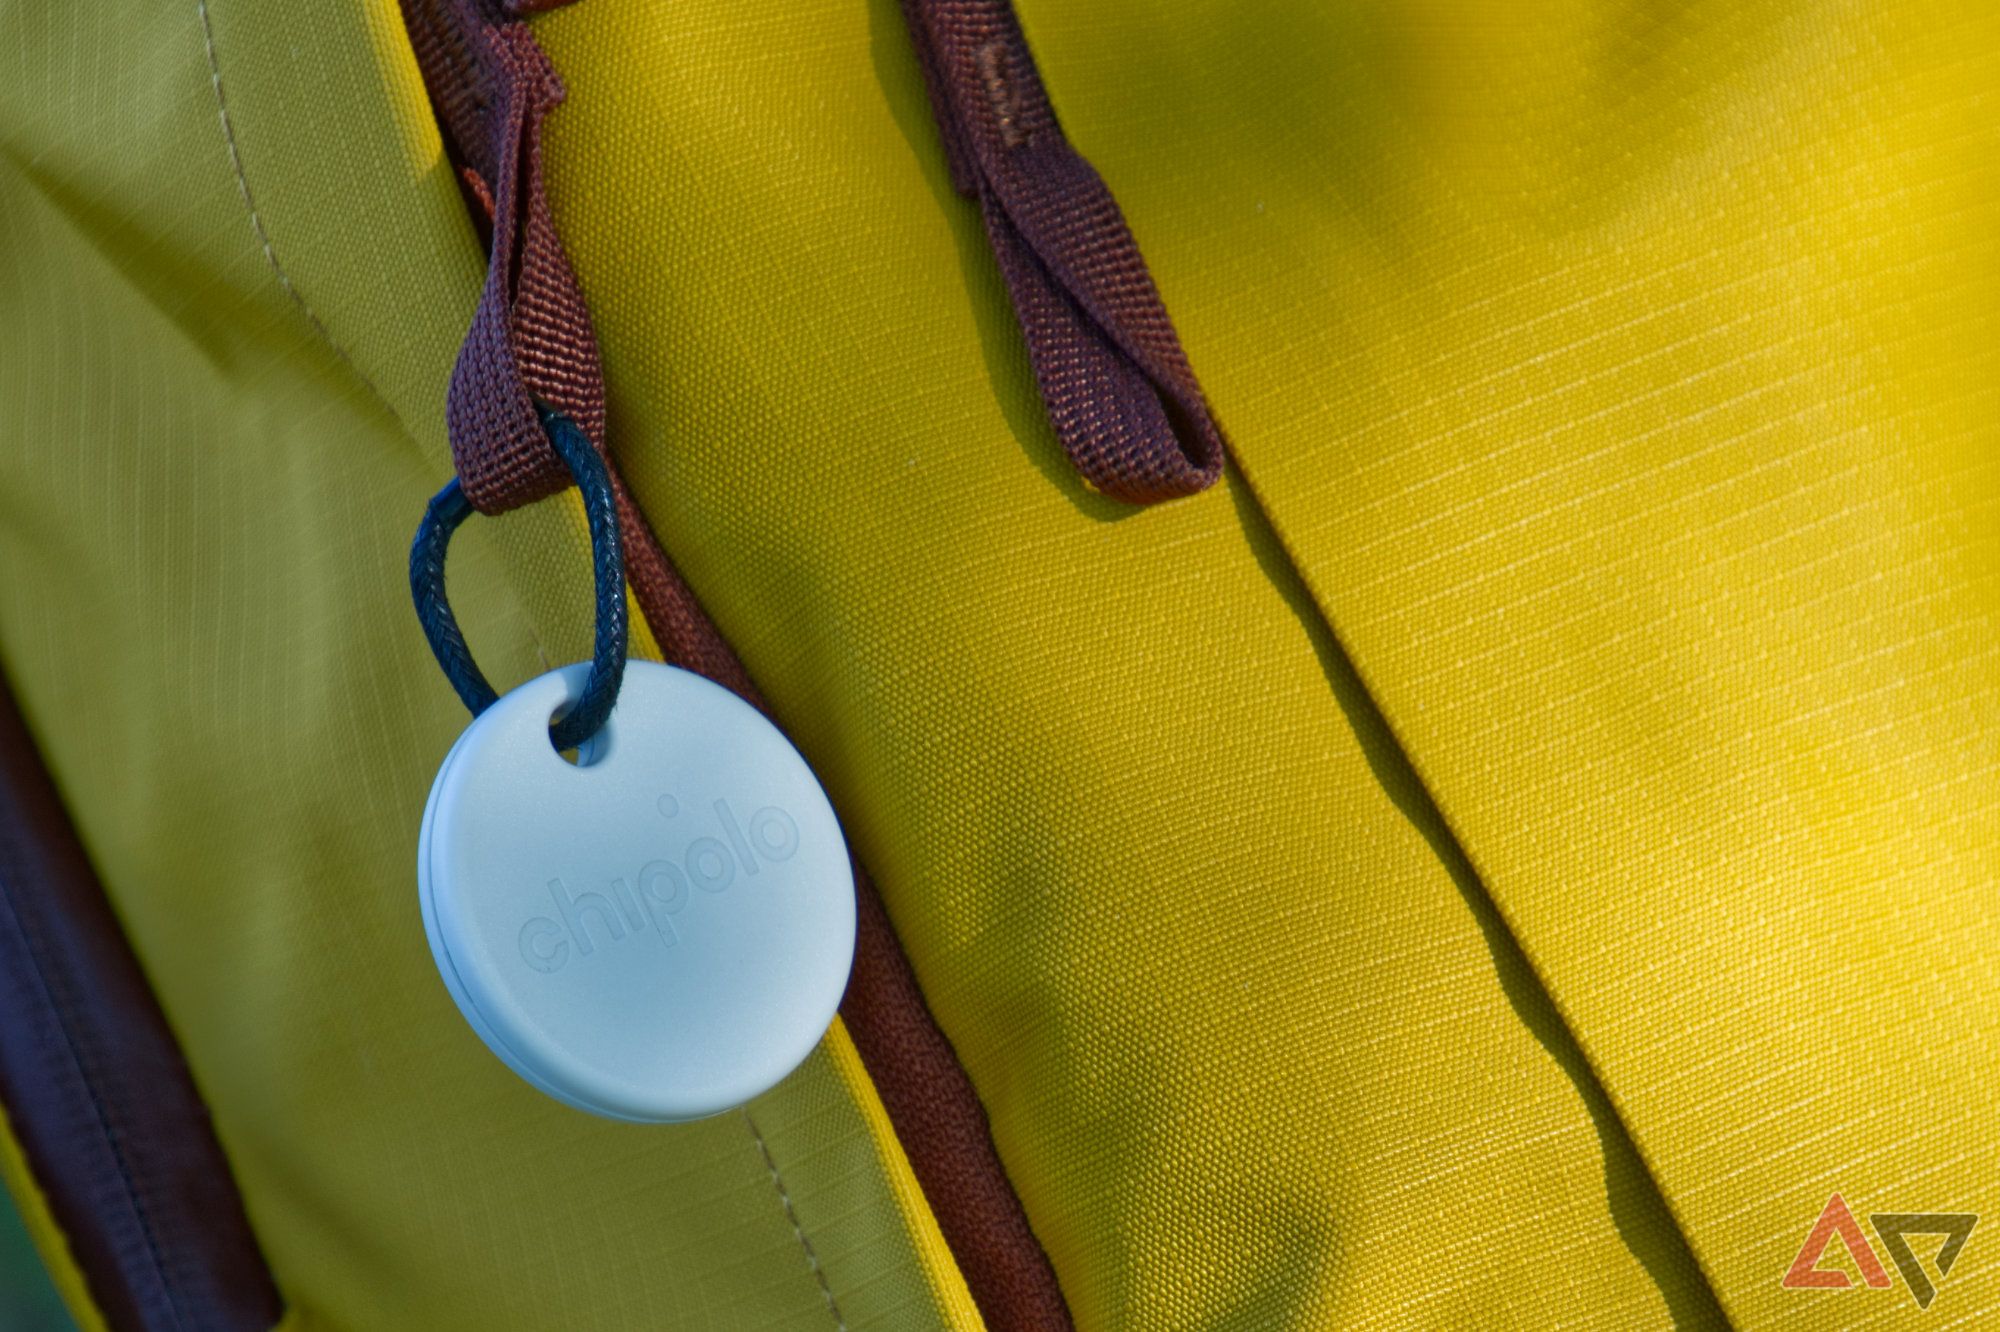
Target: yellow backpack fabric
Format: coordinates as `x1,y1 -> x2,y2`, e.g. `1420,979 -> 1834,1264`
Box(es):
1,1 -> 1995,1329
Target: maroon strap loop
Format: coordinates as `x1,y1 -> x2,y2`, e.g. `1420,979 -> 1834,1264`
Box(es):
900,0 -> 1225,503
405,0 -> 606,514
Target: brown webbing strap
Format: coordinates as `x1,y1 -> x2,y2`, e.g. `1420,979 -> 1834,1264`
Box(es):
403,0 -> 606,514
0,675 -> 284,1331
396,4 -> 1073,1326
899,0 -> 1225,503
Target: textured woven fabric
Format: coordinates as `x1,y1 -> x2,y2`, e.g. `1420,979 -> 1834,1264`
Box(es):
525,0 -> 1998,1325
1157,3 -> 2000,1323
528,2 -> 1718,1326
2,0 -> 1995,1329
0,3 -> 980,1329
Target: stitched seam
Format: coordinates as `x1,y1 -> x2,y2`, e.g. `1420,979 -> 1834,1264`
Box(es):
195,0 -> 563,672
743,1110 -> 847,1331
196,0 -> 397,421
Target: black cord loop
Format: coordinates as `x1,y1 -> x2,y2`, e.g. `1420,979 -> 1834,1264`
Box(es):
410,407 -> 628,752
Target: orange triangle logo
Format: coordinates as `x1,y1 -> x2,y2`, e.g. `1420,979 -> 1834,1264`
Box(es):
1783,1193 -> 1893,1289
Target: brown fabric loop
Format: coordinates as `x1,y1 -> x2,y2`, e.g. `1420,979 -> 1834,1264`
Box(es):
405,0 -> 606,514
901,0 -> 1225,504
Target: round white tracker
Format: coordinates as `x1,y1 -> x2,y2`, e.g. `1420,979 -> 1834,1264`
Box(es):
418,660 -> 856,1121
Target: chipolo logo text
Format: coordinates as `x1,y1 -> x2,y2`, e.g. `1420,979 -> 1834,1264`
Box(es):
517,796 -> 800,973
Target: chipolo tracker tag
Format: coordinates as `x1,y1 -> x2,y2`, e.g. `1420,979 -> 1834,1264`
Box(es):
418,659 -> 856,1122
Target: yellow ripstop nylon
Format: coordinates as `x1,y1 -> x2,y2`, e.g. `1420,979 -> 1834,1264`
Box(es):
824,1021 -> 985,1330
520,0 -> 1764,1326
0,1 -> 978,1328
1021,0 -> 2000,1326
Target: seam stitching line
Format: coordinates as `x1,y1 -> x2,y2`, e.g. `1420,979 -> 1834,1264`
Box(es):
743,1110 -> 848,1332
194,0 -> 558,676
195,0 -> 398,425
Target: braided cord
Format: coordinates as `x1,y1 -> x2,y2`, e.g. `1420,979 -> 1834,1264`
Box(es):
409,406 -> 627,751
